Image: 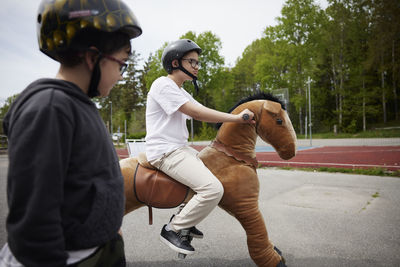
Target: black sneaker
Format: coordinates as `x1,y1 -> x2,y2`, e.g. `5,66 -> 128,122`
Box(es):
189,226 -> 203,239
169,214 -> 204,239
160,225 -> 195,255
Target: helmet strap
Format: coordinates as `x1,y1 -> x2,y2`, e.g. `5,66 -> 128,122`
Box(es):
87,54 -> 103,98
177,62 -> 199,95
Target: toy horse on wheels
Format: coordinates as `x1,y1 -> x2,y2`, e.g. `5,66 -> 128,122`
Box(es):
120,93 -> 297,267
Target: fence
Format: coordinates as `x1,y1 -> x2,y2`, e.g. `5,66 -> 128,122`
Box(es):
0,135 -> 7,151
125,138 -> 146,157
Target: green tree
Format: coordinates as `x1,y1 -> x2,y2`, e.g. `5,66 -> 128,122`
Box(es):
96,50 -> 145,135
345,0 -> 374,132
143,47 -> 168,91
367,0 -> 400,123
0,95 -> 19,135
267,0 -> 324,133
254,27 -> 291,92
316,0 -> 400,132
232,39 -> 264,99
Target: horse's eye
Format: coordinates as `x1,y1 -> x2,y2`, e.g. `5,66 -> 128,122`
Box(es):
276,119 -> 283,125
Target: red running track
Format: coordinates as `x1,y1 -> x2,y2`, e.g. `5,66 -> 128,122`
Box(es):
117,145 -> 400,171
255,146 -> 400,171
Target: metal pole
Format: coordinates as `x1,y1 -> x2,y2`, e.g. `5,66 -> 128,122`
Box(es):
305,116 -> 308,139
124,120 -> 127,142
305,83 -> 308,140
110,101 -> 113,135
308,77 -> 312,147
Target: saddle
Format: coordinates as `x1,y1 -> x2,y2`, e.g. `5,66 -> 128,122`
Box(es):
133,153 -> 190,224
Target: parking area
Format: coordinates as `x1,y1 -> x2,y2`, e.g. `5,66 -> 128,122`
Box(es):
1,138 -> 400,266
120,168 -> 400,266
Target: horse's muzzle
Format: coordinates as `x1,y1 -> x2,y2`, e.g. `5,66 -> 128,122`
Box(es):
278,142 -> 296,160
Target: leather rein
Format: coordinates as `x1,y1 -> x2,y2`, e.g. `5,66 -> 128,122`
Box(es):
211,139 -> 258,170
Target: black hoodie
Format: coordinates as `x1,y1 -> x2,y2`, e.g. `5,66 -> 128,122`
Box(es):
3,78 -> 124,267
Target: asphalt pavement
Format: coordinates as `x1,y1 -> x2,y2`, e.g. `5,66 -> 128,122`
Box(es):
1,149 -> 400,266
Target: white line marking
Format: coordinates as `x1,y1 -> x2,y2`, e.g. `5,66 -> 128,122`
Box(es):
258,161 -> 400,169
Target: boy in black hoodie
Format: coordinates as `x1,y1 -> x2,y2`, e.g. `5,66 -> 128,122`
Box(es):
0,1 -> 141,266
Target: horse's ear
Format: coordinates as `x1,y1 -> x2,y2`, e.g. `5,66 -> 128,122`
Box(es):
263,100 -> 281,114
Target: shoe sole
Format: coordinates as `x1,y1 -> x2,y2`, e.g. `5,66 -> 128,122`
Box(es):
189,233 -> 203,239
159,235 -> 195,255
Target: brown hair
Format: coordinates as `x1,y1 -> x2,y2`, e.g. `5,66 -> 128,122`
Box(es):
56,28 -> 132,67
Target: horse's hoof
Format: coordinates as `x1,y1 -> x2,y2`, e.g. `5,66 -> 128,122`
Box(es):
273,246 -> 282,256
178,253 -> 187,259
274,246 -> 286,265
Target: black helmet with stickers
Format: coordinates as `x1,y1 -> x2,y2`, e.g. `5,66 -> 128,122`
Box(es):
162,39 -> 202,74
37,0 -> 142,61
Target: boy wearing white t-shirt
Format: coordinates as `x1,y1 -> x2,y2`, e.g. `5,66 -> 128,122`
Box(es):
145,39 -> 254,255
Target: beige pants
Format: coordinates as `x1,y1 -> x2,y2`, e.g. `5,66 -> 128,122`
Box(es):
150,146 -> 224,232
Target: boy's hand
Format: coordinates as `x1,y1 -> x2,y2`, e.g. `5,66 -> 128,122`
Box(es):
239,109 -> 255,124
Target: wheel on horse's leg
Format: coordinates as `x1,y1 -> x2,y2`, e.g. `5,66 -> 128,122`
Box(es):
178,253 -> 187,259
177,229 -> 192,259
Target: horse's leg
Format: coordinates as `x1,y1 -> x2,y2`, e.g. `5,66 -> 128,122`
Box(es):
219,167 -> 281,267
229,204 -> 281,267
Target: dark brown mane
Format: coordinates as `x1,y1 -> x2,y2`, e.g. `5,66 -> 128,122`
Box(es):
216,92 -> 285,129
228,92 -> 285,113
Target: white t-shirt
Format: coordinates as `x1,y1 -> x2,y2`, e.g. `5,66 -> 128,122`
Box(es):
145,76 -> 201,161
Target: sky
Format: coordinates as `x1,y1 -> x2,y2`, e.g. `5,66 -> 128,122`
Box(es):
0,0 -> 327,104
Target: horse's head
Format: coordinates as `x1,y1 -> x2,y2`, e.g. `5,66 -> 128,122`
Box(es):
217,93 -> 297,160
253,100 -> 297,160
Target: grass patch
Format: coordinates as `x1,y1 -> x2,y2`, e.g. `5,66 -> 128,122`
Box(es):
372,192 -> 380,198
277,166 -> 400,177
297,128 -> 400,139
297,121 -> 400,139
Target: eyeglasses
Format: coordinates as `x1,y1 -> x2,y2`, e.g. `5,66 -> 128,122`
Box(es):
103,54 -> 128,75
181,58 -> 201,69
